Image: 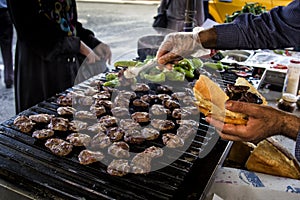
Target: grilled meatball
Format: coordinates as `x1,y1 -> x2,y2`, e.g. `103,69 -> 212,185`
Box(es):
87,123 -> 107,133
56,94 -> 72,106
162,133 -> 184,148
144,146 -> 164,158
124,129 -> 145,144
157,94 -> 172,102
75,111 -> 97,120
108,141 -> 130,158
176,120 -> 198,129
111,107 -> 130,117
130,153 -> 152,174
78,149 -> 104,165
57,106 -> 77,116
171,108 -> 192,119
131,112 -> 150,123
68,120 -> 88,132
163,99 -> 180,110
106,127 -> 125,142
119,119 -> 142,131
133,83 -> 150,92
90,133 -> 111,149
90,104 -> 106,117
94,99 -> 112,109
141,128 -> 160,140
29,113 -> 52,124
98,115 -> 118,127
157,85 -> 173,93
45,138 -> 73,156
77,96 -> 94,106
140,94 -> 158,103
32,129 -> 54,139
93,90 -> 111,100
171,92 -> 187,101
176,125 -> 197,140
66,133 -> 91,147
151,119 -> 175,131
84,86 -> 98,96
107,159 -> 130,176
132,99 -> 149,108
48,117 -> 69,132
150,104 -> 170,116
182,106 -> 199,115
13,115 -> 36,133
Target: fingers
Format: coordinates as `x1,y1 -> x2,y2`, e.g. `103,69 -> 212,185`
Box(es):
157,52 -> 182,65
225,101 -> 262,117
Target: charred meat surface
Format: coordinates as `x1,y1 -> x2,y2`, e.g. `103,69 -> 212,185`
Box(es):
48,117 -> 69,131
68,120 -> 88,132
66,133 -> 91,147
87,123 -> 107,133
150,104 -> 170,116
90,105 -> 106,117
130,153 -> 152,174
56,94 -> 72,106
124,129 -> 145,144
162,133 -> 184,148
108,141 -> 130,158
141,127 -> 160,140
94,99 -> 112,109
176,120 -> 199,129
13,115 -> 36,133
131,112 -> 150,123
144,146 -> 164,158
132,99 -> 149,108
57,106 -> 77,116
45,138 -> 73,156
29,113 -> 52,124
75,111 -> 97,120
157,85 -> 173,94
225,84 -> 263,104
133,83 -> 150,92
98,115 -> 118,127
119,119 -> 141,131
90,133 -> 111,149
106,127 -> 125,142
111,107 -> 130,117
93,91 -> 111,100
176,125 -> 197,140
163,99 -> 180,110
32,129 -> 54,139
78,149 -> 104,165
151,119 -> 175,131
107,159 -> 130,176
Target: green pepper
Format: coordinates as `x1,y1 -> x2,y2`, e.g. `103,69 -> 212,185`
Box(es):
203,61 -> 225,71
165,70 -> 185,82
103,79 -> 120,87
114,60 -> 139,68
144,73 -> 165,82
105,73 -> 118,81
174,66 -> 194,78
191,58 -> 203,69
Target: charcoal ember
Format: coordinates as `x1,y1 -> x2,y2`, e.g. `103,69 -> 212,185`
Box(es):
45,138 -> 73,156
111,107 -> 130,117
141,127 -> 160,140
130,152 -> 152,174
94,99 -> 112,109
84,86 -> 99,96
176,119 -> 199,129
75,111 -> 97,120
163,99 -> 180,110
150,104 -> 171,116
57,106 -> 76,116
107,159 -> 130,176
90,133 -> 111,149
151,119 -> 175,131
68,120 -> 88,132
92,90 -> 111,100
131,112 -> 150,123
108,141 -> 130,158
32,129 -> 54,139
98,115 -> 118,127
29,113 -> 53,124
124,129 -> 145,144
133,83 -> 150,92
119,119 -> 142,131
162,133 -> 184,148
176,125 -> 197,140
144,146 -> 164,158
78,149 -> 104,165
66,133 -> 91,147
87,123 -> 107,133
90,105 -> 106,117
106,127 -> 125,142
48,117 -> 69,132
56,94 -> 72,106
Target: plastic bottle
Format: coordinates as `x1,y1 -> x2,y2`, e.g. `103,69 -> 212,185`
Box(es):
282,60 -> 300,95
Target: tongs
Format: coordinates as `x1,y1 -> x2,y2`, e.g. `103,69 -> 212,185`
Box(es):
124,58 -> 158,79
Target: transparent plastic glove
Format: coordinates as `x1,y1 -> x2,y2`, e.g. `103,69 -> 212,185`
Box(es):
156,28 -> 209,64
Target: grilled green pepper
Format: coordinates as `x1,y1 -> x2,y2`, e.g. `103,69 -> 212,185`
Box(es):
144,73 -> 165,82
174,58 -> 195,78
105,73 -> 118,81
114,60 -> 139,68
165,70 -> 185,81
103,78 -> 120,87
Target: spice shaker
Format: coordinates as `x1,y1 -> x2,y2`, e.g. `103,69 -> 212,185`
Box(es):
277,93 -> 297,113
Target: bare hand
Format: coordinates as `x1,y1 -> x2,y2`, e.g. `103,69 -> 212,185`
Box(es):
205,101 -> 288,142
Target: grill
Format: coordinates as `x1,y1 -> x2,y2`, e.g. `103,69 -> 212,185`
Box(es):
0,69 -> 235,200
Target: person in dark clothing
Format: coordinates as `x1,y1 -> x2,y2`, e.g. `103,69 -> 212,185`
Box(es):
7,0 -> 111,113
0,0 -> 14,88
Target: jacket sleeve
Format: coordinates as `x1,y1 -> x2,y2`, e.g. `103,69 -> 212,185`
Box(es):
296,131 -> 300,162
214,0 -> 300,50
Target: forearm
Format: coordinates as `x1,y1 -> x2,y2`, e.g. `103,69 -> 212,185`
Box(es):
281,113 -> 300,140
198,27 -> 217,49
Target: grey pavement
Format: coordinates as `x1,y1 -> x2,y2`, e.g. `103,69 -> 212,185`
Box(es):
0,1 -> 159,123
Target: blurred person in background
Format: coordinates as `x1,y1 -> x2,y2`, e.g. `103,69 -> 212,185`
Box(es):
156,0 -> 300,161
7,0 -> 111,113
0,0 -> 13,89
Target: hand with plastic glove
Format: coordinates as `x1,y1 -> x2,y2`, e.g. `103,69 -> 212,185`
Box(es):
80,41 -> 100,64
94,42 -> 112,65
156,28 -> 210,64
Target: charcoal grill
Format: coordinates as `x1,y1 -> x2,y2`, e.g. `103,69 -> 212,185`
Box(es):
0,70 -> 236,200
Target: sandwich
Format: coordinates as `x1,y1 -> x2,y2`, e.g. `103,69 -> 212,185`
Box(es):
193,75 -> 267,125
